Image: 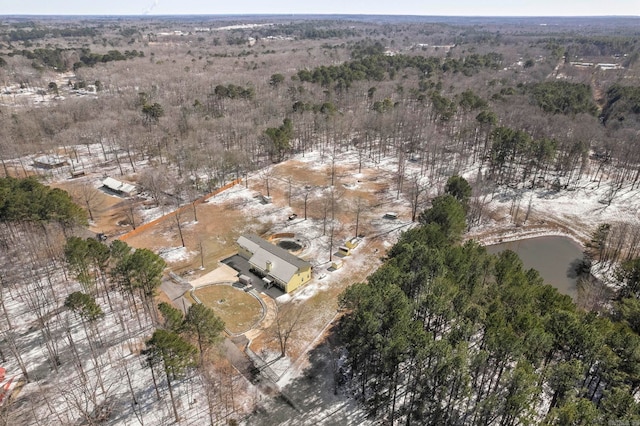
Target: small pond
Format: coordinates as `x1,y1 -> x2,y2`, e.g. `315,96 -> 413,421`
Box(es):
486,236 -> 585,299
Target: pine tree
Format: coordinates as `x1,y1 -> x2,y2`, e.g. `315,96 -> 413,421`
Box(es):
184,304 -> 225,363
145,329 -> 197,423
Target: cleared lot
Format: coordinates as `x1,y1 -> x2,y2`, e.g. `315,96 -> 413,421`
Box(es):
194,284 -> 264,334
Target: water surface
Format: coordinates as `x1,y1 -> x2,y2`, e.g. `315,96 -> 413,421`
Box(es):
486,236 -> 584,299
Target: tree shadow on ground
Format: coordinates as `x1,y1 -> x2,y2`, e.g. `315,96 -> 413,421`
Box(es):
242,322 -> 369,425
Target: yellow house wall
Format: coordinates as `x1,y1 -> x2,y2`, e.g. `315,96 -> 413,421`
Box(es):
285,266 -> 312,293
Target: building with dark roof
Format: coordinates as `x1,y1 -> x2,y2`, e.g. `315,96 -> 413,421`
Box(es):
237,234 -> 312,293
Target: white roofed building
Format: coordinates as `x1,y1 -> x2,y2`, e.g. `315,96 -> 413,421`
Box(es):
102,177 -> 136,197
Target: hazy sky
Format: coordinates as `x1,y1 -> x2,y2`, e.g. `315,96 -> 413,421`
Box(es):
1,0 -> 638,17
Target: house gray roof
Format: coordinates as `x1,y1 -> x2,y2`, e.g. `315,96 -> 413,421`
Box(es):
237,234 -> 310,284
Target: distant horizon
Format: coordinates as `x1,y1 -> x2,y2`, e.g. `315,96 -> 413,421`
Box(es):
1,0 -> 638,18
1,13 -> 639,17
0,13 -> 640,21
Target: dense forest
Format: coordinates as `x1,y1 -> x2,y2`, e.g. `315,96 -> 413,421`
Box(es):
0,14 -> 640,425
339,178 -> 640,424
0,176 -> 86,225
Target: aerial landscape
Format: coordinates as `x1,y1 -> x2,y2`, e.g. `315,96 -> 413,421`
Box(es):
0,1 -> 640,425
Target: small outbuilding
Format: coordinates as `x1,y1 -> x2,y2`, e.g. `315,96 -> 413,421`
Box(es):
345,237 -> 360,250
102,177 -> 137,197
238,275 -> 252,286
338,246 -> 351,257
33,155 -> 69,169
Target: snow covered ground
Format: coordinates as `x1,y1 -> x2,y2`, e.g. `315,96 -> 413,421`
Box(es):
3,138 -> 640,424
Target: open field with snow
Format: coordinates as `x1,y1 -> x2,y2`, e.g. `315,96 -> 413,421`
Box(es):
3,136 -> 640,424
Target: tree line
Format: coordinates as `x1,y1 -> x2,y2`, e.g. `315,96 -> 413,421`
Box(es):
0,177 -> 236,424
5,26 -> 98,42
296,50 -> 502,90
0,176 -> 87,228
337,177 -> 640,425
5,47 -> 143,72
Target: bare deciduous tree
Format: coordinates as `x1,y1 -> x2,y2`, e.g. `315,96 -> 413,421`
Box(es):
139,166 -> 169,208
273,304 -> 305,358
70,180 -> 104,222
259,166 -> 275,198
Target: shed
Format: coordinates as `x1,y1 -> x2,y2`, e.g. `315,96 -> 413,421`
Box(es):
238,275 -> 252,286
338,246 -> 351,256
345,237 -> 360,250
33,155 -> 69,169
102,177 -> 136,197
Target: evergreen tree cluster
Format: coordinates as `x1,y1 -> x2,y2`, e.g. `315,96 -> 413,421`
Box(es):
296,52 -> 502,89
601,84 -> 640,128
6,26 -> 97,42
146,301 -> 225,421
213,83 -> 255,100
61,236 -> 225,424
64,237 -> 167,311
265,118 -> 294,162
75,48 -> 143,70
488,126 -> 558,186
528,81 -> 598,115
540,35 -> 638,58
6,47 -> 142,72
256,22 -> 359,40
0,176 -> 87,227
338,196 -> 640,425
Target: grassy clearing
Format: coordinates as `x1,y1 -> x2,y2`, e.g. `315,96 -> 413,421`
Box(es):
195,285 -> 263,334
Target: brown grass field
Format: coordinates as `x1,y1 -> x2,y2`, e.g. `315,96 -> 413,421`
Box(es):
194,285 -> 264,334
61,157 -> 399,364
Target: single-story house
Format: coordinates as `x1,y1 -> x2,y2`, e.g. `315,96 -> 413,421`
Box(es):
237,234 -> 312,293
102,177 -> 136,197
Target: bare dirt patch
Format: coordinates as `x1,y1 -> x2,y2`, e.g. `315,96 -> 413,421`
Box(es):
52,177 -> 133,236
195,285 -> 263,334
73,152 -> 413,372
124,197 -> 251,273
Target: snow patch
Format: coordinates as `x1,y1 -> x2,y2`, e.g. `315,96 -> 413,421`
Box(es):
158,246 -> 194,263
